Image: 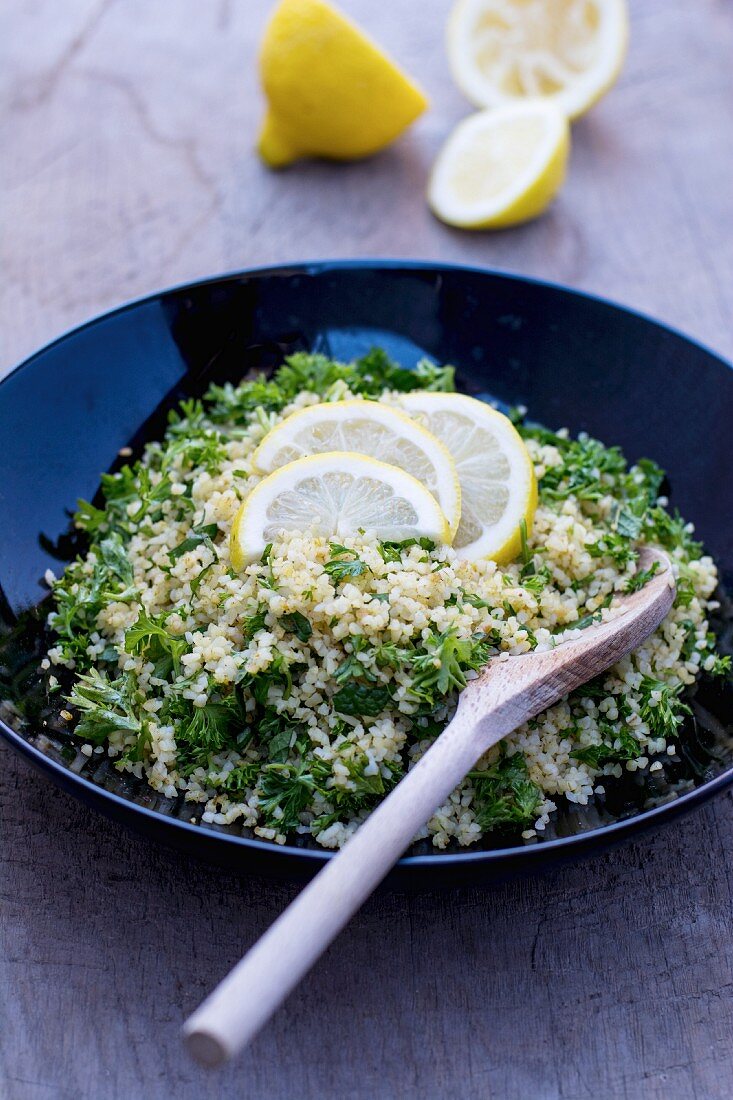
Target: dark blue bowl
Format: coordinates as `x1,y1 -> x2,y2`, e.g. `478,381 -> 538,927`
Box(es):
1,260 -> 731,886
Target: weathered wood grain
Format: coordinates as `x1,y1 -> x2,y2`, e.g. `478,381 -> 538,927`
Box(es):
1,1 -> 732,1097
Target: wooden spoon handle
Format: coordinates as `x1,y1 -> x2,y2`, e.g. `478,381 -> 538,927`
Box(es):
183,701 -> 502,1066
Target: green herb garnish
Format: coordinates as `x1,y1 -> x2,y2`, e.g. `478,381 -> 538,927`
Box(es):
624,560 -> 660,593
279,611 -> 312,643
469,752 -> 542,831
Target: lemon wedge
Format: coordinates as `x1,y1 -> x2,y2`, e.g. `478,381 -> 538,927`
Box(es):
252,400 -> 462,538
428,102 -> 569,229
258,0 -> 429,168
447,0 -> 628,120
399,393 -> 537,563
230,453 -> 451,569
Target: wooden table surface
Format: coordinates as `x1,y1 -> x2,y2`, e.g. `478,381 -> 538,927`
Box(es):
2,1 -> 732,1097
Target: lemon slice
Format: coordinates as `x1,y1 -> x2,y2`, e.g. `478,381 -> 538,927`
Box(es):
258,0 -> 428,167
447,0 -> 628,120
399,393 -> 537,563
252,400 -> 462,538
428,102 -> 569,229
230,453 -> 451,569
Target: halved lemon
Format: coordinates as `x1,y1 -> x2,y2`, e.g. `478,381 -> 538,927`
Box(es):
258,0 -> 428,167
428,102 -> 569,229
399,393 -> 537,563
447,0 -> 629,120
252,400 -> 462,537
230,452 -> 452,569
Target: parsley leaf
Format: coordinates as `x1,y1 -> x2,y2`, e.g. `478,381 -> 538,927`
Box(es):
169,522 -> 218,561
534,433 -> 627,503
67,668 -> 142,743
587,532 -> 639,568
279,611 -> 312,643
643,507 -> 703,559
213,762 -> 261,795
204,351 -> 454,427
190,561 -> 216,598
469,752 -> 542,831
624,560 -> 660,593
124,610 -> 188,679
334,636 -> 376,683
519,559 -> 551,594
614,506 -> 644,539
174,695 -> 246,775
378,536 -> 436,562
571,726 -> 642,767
258,759 -> 330,831
332,682 -> 392,716
243,603 -> 269,637
258,708 -> 302,762
74,498 -> 108,536
707,654 -> 732,678
47,533 -> 137,668
638,676 -> 691,739
409,628 -> 490,705
323,549 -> 370,583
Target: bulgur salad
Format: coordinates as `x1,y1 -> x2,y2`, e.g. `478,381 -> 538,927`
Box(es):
42,351 -> 730,849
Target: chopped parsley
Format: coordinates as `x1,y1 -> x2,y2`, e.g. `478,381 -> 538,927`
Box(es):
323,546 -> 370,583
532,433 -> 627,503
409,629 -> 490,706
624,560 -> 660,593
469,752 -> 542,831
67,668 -> 142,743
169,522 -> 218,561
570,726 -> 642,768
587,532 -> 639,568
334,636 -> 376,683
258,709 -> 303,762
519,559 -> 551,595
257,760 -> 326,831
190,561 -> 216,599
279,610 -> 312,643
707,654 -> 732,678
332,682 -> 392,717
124,610 -> 188,680
48,533 -> 137,668
638,676 -> 691,739
204,350 -> 453,426
378,536 -> 436,563
213,761 -> 261,794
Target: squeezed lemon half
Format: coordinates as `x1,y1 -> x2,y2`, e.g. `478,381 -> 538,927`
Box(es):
447,0 -> 629,120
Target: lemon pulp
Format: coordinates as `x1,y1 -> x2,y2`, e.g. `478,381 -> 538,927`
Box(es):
252,399 -> 461,537
428,102 -> 570,229
230,452 -> 451,569
399,392 -> 537,562
447,0 -> 628,120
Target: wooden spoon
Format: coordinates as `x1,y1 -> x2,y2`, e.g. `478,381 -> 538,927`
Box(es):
184,548 -> 674,1066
